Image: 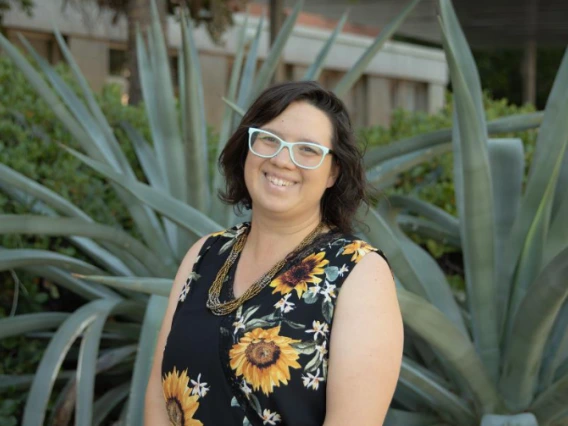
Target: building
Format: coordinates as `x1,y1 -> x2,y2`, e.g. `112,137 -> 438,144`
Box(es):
2,0 -> 448,128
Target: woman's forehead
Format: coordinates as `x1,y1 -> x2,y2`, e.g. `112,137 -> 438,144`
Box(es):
261,102 -> 333,145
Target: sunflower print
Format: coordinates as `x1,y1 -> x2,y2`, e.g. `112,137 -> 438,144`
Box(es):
162,367 -> 203,426
229,325 -> 301,395
342,240 -> 376,263
269,251 -> 329,298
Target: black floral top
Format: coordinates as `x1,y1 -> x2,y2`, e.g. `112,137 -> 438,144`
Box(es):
161,223 -> 386,426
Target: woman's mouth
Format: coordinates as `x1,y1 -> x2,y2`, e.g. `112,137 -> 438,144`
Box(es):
263,172 -> 297,187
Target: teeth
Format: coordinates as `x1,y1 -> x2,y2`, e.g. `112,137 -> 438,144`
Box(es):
266,174 -> 294,187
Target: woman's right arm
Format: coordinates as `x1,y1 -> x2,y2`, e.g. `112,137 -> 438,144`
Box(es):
144,235 -> 210,425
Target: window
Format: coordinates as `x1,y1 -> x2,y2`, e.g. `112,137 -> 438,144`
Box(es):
109,48 -> 129,77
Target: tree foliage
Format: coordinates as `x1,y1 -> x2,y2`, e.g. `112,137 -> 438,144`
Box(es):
0,0 -> 34,27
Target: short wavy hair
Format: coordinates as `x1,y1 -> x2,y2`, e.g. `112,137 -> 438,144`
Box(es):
218,81 -> 368,234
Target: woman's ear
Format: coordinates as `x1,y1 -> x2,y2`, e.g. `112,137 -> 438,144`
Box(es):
326,162 -> 340,189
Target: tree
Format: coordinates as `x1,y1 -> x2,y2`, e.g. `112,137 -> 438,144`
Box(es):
0,0 -> 34,28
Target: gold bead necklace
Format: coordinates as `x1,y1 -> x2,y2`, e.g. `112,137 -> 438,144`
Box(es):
206,222 -> 326,316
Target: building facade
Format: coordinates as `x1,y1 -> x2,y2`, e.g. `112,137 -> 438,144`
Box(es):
3,0 -> 449,129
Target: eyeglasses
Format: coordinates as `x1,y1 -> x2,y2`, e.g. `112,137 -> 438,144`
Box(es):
248,127 -> 334,170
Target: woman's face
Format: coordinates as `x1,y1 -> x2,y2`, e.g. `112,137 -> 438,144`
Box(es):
244,101 -> 338,221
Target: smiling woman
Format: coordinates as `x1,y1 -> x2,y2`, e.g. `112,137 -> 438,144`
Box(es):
144,81 -> 403,426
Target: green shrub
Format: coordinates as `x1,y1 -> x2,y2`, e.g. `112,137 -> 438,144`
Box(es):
0,57 -> 151,409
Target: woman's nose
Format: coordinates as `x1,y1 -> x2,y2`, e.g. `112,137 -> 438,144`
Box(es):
270,146 -> 296,169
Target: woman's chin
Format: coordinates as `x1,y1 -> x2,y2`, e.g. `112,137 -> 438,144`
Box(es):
251,193 -> 299,216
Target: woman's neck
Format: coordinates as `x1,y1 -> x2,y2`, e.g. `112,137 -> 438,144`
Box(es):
244,212 -> 322,264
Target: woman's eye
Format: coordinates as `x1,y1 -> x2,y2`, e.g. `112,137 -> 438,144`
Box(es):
261,135 -> 278,143
300,145 -> 318,154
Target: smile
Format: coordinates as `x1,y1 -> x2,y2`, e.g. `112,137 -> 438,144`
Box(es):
264,172 -> 297,187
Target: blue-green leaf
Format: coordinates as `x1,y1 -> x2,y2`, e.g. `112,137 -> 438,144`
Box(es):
540,299 -> 568,390
125,295 -> 168,425
504,48 -> 568,331
530,372 -> 568,425
0,313 -> 69,340
384,409 -> 440,426
250,0 -> 304,101
364,112 -> 543,168
62,145 -> 222,236
21,299 -> 119,426
211,11 -> 250,223
303,11 -> 348,81
0,249 -> 105,276
236,14 -> 264,109
0,215 -> 172,277
399,357 -> 475,425
487,139 -> 525,335
480,414 -> 538,426
92,383 -> 131,426
75,275 -> 172,297
500,247 -> 568,410
180,10 -> 210,213
367,143 -> 452,189
397,287 -> 504,413
440,0 -> 499,379
75,299 -> 124,425
334,0 -> 421,97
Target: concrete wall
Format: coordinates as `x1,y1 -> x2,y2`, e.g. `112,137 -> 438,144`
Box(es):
198,53 -> 229,127
68,37 -> 109,92
3,0 -> 449,128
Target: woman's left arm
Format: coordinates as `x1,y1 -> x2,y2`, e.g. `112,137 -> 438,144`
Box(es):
324,252 -> 403,426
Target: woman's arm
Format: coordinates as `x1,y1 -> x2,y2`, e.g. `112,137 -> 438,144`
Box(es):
143,235 -> 210,426
324,252 -> 403,426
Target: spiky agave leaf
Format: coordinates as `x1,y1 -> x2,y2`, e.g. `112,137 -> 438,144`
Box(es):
503,47 -> 568,337
439,0 -> 499,380
334,0 -> 421,97
363,112 -> 543,168
500,247 -> 568,411
20,299 -> 123,426
1,32 -> 176,267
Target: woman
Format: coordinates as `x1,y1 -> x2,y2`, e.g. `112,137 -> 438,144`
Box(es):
145,81 -> 403,426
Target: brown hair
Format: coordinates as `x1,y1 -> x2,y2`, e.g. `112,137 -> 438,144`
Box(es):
218,81 -> 368,234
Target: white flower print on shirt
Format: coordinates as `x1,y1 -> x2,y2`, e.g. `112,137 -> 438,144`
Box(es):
321,281 -> 337,303
190,373 -> 210,398
308,281 -> 322,296
261,409 -> 282,425
179,270 -> 200,302
305,320 -> 329,340
315,341 -> 328,361
240,379 -> 252,398
302,369 -> 324,390
274,293 -> 295,313
233,316 -> 246,334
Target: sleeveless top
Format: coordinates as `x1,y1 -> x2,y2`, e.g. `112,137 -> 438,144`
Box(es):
161,223 -> 386,426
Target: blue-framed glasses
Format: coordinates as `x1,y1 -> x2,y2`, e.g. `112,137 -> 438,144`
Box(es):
248,127 -> 334,170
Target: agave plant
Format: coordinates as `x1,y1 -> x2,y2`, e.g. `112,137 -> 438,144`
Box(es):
357,1 -> 568,425
0,0 -> 419,424
0,0 -> 564,425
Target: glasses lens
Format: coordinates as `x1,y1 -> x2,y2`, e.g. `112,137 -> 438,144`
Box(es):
292,143 -> 325,168
250,130 -> 281,157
